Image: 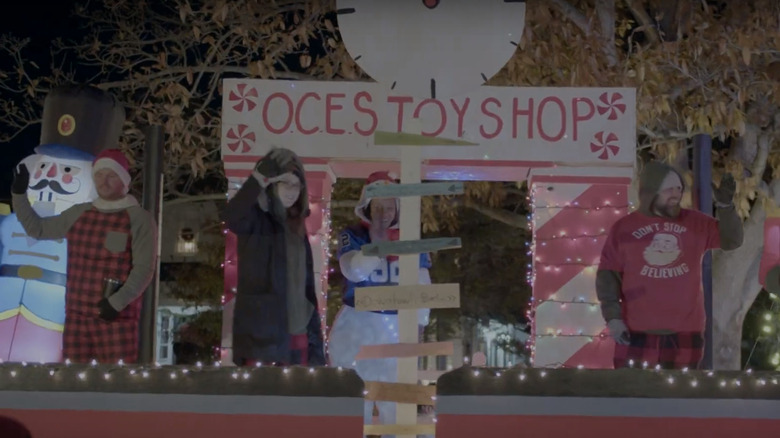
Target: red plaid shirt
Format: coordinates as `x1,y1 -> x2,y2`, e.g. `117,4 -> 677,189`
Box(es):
65,208 -> 141,319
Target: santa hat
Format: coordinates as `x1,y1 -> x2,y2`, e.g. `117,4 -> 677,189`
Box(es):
92,149 -> 131,189
355,171 -> 399,228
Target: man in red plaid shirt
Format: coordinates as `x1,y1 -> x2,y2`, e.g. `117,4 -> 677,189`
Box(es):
11,149 -> 157,364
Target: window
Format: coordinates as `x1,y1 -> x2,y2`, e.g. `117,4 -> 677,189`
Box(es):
176,227 -> 198,256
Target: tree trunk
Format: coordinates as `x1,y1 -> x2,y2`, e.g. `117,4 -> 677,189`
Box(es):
712,204 -> 766,370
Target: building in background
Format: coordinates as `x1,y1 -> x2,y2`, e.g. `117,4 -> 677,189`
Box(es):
156,199 -> 224,364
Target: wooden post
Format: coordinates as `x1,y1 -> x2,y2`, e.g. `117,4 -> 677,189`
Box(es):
693,134 -> 713,369
397,145 -> 422,437
139,125 -> 164,364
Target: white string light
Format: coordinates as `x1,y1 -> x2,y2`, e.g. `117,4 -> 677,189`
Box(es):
527,181 -> 637,369
3,363 -> 778,393
459,366 -> 780,389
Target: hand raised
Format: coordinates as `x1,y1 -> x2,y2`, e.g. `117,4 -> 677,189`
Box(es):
11,164 -> 30,195
712,173 -> 736,205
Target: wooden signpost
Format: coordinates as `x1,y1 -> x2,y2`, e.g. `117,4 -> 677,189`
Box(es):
355,141 -> 464,437
354,283 -> 460,312
361,237 -> 462,257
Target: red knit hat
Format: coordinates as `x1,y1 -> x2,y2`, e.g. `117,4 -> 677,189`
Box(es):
355,171 -> 399,228
92,148 -> 131,188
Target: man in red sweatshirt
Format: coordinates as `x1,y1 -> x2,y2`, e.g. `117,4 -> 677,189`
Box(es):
597,161 -> 743,369
11,149 -> 157,364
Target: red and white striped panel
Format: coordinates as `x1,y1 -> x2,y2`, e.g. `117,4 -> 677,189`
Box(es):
530,178 -> 629,369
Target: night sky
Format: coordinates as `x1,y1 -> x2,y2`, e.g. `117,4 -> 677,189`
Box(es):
0,1 -> 80,200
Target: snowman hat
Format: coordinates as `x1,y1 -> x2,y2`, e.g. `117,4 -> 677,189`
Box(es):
355,171 -> 399,228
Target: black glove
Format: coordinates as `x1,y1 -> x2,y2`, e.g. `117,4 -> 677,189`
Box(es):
713,173 -> 736,206
98,298 -> 120,321
11,164 -> 29,195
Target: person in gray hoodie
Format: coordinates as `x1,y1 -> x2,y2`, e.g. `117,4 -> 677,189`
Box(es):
222,148 -> 325,366
597,161 -> 742,369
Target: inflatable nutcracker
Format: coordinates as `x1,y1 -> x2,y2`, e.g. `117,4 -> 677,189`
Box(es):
0,85 -> 125,363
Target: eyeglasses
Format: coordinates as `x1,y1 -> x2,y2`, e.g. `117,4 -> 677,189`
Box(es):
277,180 -> 301,190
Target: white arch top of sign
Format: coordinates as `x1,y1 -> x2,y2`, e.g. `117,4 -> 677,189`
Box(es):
336,0 -> 526,99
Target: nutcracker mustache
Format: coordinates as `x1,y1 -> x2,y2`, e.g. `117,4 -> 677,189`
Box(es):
29,179 -> 76,195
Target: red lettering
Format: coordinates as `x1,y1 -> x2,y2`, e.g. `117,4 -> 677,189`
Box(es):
262,92 -> 293,135
353,91 -> 378,136
413,99 -> 447,137
263,92 -> 293,134
450,98 -> 471,137
387,96 -> 414,132
295,92 -> 321,135
572,97 -> 595,141
479,97 -> 503,139
325,93 -> 346,135
512,98 -> 533,139
537,97 -> 566,142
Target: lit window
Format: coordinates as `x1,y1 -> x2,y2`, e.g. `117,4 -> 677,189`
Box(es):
176,227 -> 198,255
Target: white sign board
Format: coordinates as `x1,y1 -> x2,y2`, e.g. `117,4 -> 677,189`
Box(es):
221,79 -> 636,173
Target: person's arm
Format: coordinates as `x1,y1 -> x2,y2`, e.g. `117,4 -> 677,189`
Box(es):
338,229 -> 381,282
712,172 -> 743,251
11,164 -> 84,239
221,151 -> 292,234
595,225 -> 624,324
101,207 -> 158,317
12,193 -> 86,240
221,176 -> 263,234
715,204 -> 743,251
596,269 -> 623,322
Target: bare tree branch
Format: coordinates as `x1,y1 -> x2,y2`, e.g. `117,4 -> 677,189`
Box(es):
594,0 -> 618,67
624,0 -> 661,45
545,0 -> 592,36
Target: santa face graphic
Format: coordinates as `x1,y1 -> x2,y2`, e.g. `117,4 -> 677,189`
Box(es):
643,233 -> 681,267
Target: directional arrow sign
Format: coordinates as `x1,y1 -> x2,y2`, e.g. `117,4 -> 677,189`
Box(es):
361,237 -> 461,257
365,181 -> 464,199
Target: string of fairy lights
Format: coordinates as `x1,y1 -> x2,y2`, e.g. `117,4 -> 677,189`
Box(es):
0,359 -> 350,380
317,204 -> 333,351
525,182 -> 636,367
464,366 -> 780,390
2,359 -> 779,392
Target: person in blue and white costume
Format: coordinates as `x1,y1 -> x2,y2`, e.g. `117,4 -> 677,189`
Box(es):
328,171 -> 432,432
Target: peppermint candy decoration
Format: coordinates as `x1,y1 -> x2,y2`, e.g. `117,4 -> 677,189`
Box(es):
226,124 -> 255,153
590,131 -> 620,161
228,83 -> 259,112
597,92 -> 626,120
